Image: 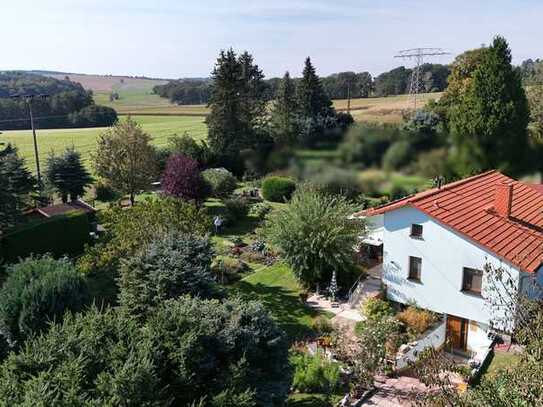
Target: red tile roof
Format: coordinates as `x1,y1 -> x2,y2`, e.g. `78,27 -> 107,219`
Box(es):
36,200 -> 96,218
355,171 -> 543,273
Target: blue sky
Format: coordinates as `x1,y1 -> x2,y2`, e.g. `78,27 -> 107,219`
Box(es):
2,1 -> 542,79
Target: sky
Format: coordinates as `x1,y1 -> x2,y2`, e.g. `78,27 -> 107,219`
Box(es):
2,0 -> 542,79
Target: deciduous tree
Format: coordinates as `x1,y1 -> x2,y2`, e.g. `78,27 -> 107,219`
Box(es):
93,117 -> 157,205
161,154 -> 207,202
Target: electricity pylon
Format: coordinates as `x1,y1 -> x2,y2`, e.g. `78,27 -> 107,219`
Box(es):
394,48 -> 450,109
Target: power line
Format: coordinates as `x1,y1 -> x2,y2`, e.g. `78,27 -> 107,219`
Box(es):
394,47 -> 450,109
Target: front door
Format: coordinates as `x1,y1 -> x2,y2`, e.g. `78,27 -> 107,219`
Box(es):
446,315 -> 468,352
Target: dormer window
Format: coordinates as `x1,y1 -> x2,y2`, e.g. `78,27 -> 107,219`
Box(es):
410,224 -> 423,238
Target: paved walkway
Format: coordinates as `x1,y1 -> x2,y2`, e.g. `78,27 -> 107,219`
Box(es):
363,375 -> 428,406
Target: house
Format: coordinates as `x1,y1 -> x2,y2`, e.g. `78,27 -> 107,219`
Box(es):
354,170 -> 543,355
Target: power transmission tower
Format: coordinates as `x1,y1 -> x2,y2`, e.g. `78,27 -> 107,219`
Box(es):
394,48 -> 450,109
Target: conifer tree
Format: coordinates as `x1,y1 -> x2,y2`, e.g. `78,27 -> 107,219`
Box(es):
45,147 -> 93,202
296,57 -> 334,119
270,71 -> 298,146
0,145 -> 35,232
206,49 -> 266,165
448,36 -> 530,176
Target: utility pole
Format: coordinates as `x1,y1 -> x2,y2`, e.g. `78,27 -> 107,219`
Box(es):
394,48 -> 450,109
347,82 -> 351,114
11,94 -> 49,188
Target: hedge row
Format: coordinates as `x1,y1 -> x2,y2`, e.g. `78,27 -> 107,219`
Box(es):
0,211 -> 91,263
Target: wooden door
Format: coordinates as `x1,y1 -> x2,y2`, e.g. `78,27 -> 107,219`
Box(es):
447,315 -> 468,352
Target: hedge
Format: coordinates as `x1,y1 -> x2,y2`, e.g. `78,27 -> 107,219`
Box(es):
261,176 -> 296,202
0,211 -> 91,263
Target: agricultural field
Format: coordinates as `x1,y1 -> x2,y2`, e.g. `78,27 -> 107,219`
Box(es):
0,115 -> 206,172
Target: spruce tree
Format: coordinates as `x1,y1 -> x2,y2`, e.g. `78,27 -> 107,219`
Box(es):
206,49 -> 266,166
0,145 -> 35,232
270,71 -> 298,146
296,57 -> 334,119
448,36 -> 530,176
46,147 -> 93,202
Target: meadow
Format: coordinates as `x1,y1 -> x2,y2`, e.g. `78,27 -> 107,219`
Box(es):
0,115 -> 207,172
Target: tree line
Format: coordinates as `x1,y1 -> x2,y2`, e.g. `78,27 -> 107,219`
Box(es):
153,63 -> 451,105
0,72 -> 117,130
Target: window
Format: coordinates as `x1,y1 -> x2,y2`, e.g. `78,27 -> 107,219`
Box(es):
462,268 -> 483,295
410,224 -> 423,238
408,256 -> 422,282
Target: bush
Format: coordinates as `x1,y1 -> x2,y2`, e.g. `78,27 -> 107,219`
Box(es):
382,140 -> 412,171
212,256 -> 250,284
361,297 -> 393,322
0,297 -> 289,406
94,180 -> 117,202
312,316 -> 334,335
0,211 -> 91,263
311,166 -> 362,200
413,148 -> 453,178
161,154 -> 208,201
262,176 -> 296,202
168,133 -> 211,165
0,255 -> 89,347
201,167 -> 238,197
248,202 -> 272,220
396,306 -> 437,336
265,187 -> 362,287
290,351 -> 341,394
118,231 -> 217,317
224,196 -> 250,222
339,124 -> 399,167
358,170 -> 387,197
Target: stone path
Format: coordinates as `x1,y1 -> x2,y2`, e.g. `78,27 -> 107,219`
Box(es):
362,375 -> 428,406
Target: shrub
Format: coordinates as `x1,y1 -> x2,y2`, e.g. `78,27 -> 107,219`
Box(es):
265,187 -> 362,287
118,231 -> 217,317
339,124 -> 399,167
212,256 -> 250,284
94,180 -> 117,202
382,140 -> 412,171
262,176 -> 296,202
361,297 -> 393,322
312,316 -> 334,335
0,255 -> 89,347
358,170 -> 387,197
248,202 -> 272,220
396,306 -> 437,335
290,351 -> 341,394
413,148 -> 453,178
311,166 -> 362,200
168,133 -> 211,165
0,211 -> 91,263
0,297 -> 289,406
162,154 -> 207,202
224,196 -> 250,222
201,168 -> 238,197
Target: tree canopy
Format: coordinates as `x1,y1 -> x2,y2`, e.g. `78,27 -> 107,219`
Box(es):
45,147 -> 92,202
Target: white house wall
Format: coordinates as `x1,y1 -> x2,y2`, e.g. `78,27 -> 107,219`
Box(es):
381,206 -> 521,329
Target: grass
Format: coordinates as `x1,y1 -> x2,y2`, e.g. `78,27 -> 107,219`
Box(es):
480,351 -> 521,380
232,262 -> 327,340
287,393 -> 342,407
0,115 -> 207,172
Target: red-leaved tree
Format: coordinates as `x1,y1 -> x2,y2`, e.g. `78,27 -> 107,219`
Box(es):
161,154 -> 206,202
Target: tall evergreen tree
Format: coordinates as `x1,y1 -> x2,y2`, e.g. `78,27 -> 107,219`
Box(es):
45,147 -> 93,203
270,71 -> 298,146
0,145 -> 35,233
296,57 -> 333,119
206,49 -> 266,166
448,36 -> 530,176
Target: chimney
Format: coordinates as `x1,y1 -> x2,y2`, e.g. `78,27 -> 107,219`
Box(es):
494,182 -> 513,218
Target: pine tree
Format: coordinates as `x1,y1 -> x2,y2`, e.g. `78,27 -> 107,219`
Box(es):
206,49 -> 266,165
0,145 -> 35,232
296,57 -> 334,119
270,71 -> 298,146
448,36 -> 530,176
45,147 -> 93,202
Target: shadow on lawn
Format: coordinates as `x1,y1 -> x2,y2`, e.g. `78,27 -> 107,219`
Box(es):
286,394 -> 332,407
234,280 -> 320,341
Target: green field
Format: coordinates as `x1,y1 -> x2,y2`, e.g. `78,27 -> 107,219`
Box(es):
0,115 -> 207,172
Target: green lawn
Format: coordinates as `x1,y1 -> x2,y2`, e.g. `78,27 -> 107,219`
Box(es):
481,351 -> 521,379
232,262 -> 327,341
0,115 -> 207,172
